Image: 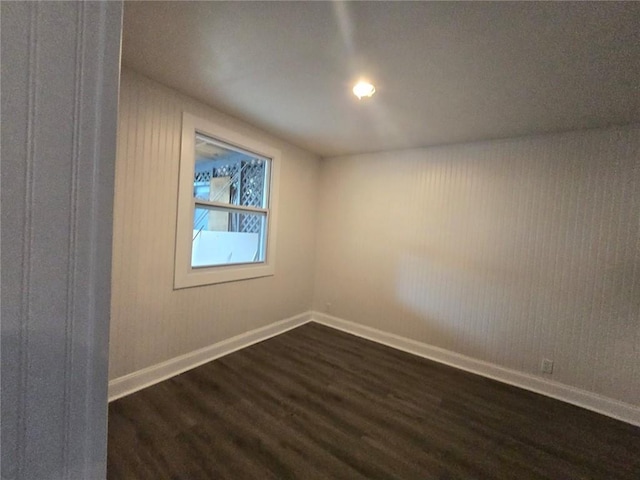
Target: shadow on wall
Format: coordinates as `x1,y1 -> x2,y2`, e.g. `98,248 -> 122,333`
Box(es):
393,237 -> 640,398
318,126 -> 640,405
394,251 -> 552,371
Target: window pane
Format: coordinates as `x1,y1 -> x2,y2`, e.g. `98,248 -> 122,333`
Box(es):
194,133 -> 269,208
192,205 -> 267,268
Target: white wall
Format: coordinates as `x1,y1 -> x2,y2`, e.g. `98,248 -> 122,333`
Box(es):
110,68 -> 639,415
109,69 -> 320,379
1,2 -> 122,478
314,126 -> 640,407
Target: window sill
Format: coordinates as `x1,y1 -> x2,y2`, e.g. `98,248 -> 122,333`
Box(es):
174,263 -> 275,289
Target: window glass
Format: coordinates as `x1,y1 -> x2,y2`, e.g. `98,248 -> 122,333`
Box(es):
192,133 -> 270,268
192,206 -> 266,267
175,113 -> 279,288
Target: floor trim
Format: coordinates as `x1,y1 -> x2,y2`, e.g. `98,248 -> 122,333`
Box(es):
108,310 -> 639,427
311,312 -> 640,427
108,312 -> 312,402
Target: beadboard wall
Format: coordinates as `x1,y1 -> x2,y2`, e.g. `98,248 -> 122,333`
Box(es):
314,125 -> 640,407
2,2 -> 121,477
109,69 -> 320,380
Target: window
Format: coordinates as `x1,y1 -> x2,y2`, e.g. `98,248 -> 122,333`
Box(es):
174,113 -> 279,288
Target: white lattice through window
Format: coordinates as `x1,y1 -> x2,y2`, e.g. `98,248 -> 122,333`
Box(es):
174,113 -> 280,288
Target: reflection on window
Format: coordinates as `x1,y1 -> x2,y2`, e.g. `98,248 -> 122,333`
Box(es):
175,113 -> 279,288
191,133 -> 270,268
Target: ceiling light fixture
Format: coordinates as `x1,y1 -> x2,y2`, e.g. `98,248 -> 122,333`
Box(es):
353,81 -> 376,99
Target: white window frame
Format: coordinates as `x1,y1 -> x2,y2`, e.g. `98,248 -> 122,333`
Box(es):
174,113 -> 280,288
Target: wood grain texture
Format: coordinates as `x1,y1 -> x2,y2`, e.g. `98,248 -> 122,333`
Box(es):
108,323 -> 640,479
314,125 -> 640,407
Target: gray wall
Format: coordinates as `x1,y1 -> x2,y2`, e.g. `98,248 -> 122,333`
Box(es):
109,70 -> 321,381
1,2 -> 122,478
314,125 -> 640,407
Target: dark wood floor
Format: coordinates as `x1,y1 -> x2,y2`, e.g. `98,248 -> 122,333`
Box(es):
108,322 -> 640,479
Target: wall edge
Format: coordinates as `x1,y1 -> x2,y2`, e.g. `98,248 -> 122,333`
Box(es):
311,312 -> 640,427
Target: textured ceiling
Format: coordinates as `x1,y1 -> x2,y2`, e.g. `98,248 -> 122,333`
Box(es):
122,1 -> 640,157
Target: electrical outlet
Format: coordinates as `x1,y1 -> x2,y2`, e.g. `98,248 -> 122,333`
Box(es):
541,358 -> 554,374
325,302 -> 332,314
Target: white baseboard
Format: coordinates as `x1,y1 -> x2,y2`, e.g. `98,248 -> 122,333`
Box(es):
311,311 -> 640,427
108,309 -> 639,427
108,312 -> 312,402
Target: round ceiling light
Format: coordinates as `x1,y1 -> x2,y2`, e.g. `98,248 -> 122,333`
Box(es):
352,81 -> 376,99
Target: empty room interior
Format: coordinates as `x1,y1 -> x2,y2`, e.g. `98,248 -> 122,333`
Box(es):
106,2 -> 640,478
3,1 -> 640,479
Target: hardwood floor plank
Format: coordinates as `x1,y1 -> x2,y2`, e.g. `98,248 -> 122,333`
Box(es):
108,322 -> 640,479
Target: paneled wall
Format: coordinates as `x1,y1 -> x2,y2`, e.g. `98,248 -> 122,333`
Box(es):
1,2 -> 122,478
314,126 -> 640,406
109,69 -> 320,379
